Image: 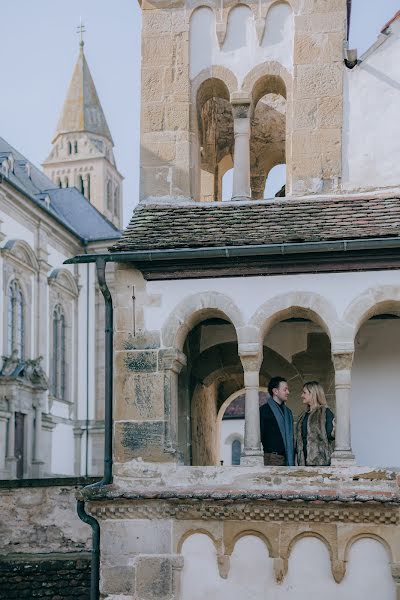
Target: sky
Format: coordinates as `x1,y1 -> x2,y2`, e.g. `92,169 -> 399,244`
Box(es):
0,0 -> 399,226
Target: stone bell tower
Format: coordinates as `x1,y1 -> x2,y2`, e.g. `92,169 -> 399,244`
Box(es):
43,35 -> 123,228
140,0 -> 347,202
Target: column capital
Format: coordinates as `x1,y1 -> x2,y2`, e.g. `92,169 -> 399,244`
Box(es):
231,93 -> 252,120
239,349 -> 262,373
159,348 -> 187,373
332,352 -> 354,371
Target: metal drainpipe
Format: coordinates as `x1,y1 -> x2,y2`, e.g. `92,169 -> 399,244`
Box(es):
77,256 -> 114,600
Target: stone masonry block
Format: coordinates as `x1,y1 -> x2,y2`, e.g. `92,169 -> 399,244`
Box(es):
141,68 -> 165,103
135,556 -> 173,599
114,372 -> 164,421
292,129 -> 341,157
295,64 -> 342,99
140,166 -> 171,199
141,141 -> 176,166
317,96 -> 343,128
123,350 -> 158,372
164,66 -> 190,97
114,421 -> 164,462
294,32 -> 344,64
142,104 -> 165,133
142,35 -> 173,66
123,331 -> 161,350
101,521 -> 172,561
293,98 -> 317,129
142,11 -> 172,35
301,0 -> 347,14
295,12 -> 347,34
165,103 -> 190,131
100,565 -> 136,595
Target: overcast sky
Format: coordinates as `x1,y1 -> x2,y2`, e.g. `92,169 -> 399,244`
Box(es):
1,0 -> 398,226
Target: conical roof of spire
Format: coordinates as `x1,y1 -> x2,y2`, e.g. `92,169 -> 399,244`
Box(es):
53,43 -> 113,144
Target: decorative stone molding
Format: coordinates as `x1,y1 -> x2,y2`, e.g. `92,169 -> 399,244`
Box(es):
343,285 -> 400,338
89,500 -> 399,525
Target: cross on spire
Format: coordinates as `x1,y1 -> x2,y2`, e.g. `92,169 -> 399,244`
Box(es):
77,18 -> 86,48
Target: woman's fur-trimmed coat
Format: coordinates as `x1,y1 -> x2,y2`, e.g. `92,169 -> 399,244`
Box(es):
295,406 -> 334,466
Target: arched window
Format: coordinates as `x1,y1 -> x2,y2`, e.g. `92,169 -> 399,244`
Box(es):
106,179 -> 112,210
231,439 -> 241,465
7,280 -> 25,358
78,175 -> 84,195
67,142 -> 72,155
113,185 -> 119,216
74,141 -> 78,154
87,174 -> 91,201
51,304 -> 66,400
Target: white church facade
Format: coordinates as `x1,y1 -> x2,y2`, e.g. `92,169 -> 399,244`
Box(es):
0,41 -> 122,480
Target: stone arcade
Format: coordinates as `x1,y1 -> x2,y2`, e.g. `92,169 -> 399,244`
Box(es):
72,2 -> 400,599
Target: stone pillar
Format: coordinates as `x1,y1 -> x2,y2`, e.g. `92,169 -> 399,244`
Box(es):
0,413 -> 9,477
240,351 -> 263,466
160,349 -> 187,460
331,352 -> 355,465
391,564 -> 400,600
32,400 -> 45,477
6,401 -> 16,477
231,94 -> 252,201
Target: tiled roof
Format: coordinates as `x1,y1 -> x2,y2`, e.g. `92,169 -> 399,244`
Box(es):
0,136 -> 120,242
110,196 -> 400,252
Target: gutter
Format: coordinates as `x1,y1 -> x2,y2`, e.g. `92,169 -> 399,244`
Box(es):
76,256 -> 114,600
64,236 -> 400,266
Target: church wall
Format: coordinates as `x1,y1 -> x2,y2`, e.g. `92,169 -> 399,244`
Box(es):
0,181 -> 106,479
342,24 -> 400,192
220,419 -> 244,466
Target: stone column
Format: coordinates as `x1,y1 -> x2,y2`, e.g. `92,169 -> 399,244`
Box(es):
331,352 -> 355,465
160,349 -> 187,460
390,564 -> 400,600
240,350 -> 263,466
0,413 -> 9,477
231,94 -> 252,201
6,400 -> 16,478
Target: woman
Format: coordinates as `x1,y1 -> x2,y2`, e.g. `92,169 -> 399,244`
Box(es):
295,381 -> 335,466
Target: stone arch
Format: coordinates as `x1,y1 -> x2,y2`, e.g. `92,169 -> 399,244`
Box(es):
224,431 -> 244,446
161,292 -> 244,350
177,529 -> 222,555
287,532 -> 338,580
343,285 -> 400,339
222,4 -> 257,52
250,291 -> 339,345
261,0 -> 299,18
242,62 -> 291,102
225,530 -> 273,557
344,533 -> 394,565
2,239 -> 39,272
192,69 -> 238,105
48,268 -> 79,298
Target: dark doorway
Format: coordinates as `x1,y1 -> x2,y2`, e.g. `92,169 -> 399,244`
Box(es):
15,412 -> 25,479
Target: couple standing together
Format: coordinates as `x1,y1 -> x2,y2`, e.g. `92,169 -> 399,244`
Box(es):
260,376 -> 335,466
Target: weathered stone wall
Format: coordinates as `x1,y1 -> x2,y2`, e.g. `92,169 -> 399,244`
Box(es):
0,479 -> 94,600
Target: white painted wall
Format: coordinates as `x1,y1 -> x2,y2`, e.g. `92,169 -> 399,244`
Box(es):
352,319 -> 400,467
343,23 -> 400,191
189,4 -> 293,85
181,534 -> 395,600
145,269 -> 399,333
51,423 -> 75,475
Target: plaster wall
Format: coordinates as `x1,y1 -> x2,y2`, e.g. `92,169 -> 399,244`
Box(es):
51,423 -> 75,475
181,534 -> 396,600
343,26 -> 400,192
145,269 -> 399,334
352,319 -> 400,467
189,4 -> 293,85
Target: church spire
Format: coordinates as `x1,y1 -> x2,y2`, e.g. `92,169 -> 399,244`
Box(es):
52,30 -> 113,144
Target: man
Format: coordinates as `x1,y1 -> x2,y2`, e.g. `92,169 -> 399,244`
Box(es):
260,376 -> 294,466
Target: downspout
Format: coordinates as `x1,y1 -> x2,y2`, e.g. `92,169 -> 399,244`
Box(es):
76,256 -> 114,600
84,243 -> 90,478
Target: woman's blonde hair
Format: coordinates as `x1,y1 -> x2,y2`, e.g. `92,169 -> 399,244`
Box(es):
303,381 -> 327,410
